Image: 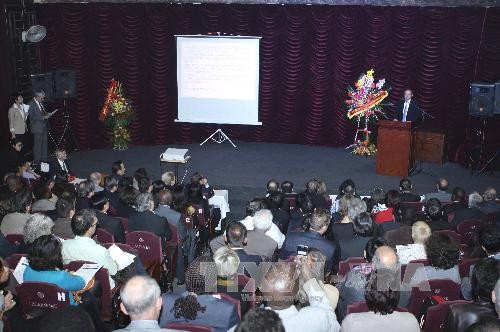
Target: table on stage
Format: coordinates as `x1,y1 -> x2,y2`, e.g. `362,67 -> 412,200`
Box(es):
209,189 -> 230,230
160,156 -> 191,184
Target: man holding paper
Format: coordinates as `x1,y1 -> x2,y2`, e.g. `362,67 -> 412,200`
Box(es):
28,90 -> 58,163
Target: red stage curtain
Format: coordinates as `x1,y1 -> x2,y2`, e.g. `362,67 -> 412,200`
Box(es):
35,4 -> 500,155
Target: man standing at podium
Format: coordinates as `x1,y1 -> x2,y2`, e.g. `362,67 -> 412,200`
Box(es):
394,89 -> 422,123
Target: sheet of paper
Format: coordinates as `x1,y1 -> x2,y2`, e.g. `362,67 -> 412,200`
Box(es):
40,162 -> 50,173
73,263 -> 102,285
13,256 -> 29,284
108,244 -> 135,270
396,244 -> 427,265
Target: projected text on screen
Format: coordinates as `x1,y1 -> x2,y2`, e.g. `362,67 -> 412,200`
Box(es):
179,40 -> 258,101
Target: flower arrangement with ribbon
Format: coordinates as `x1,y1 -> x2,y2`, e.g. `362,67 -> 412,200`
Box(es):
345,69 -> 390,156
99,79 -> 134,150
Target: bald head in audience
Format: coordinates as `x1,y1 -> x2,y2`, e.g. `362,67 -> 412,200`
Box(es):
120,276 -> 163,321
372,246 -> 399,273
261,263 -> 299,309
438,178 -> 449,191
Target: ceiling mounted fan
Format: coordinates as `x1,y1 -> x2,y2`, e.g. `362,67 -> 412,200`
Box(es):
20,0 -> 46,43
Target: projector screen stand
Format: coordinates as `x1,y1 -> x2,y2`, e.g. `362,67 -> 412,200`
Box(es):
200,128 -> 236,148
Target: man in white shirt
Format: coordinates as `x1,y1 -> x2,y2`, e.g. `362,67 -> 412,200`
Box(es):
261,257 -> 340,332
62,209 -> 118,277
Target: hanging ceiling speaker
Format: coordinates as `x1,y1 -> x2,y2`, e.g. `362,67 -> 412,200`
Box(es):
21,25 -> 47,43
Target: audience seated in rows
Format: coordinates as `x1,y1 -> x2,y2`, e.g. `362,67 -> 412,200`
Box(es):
451,192 -> 489,228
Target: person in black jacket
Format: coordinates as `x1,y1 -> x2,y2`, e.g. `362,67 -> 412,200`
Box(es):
90,191 -> 125,243
394,89 -> 421,123
50,148 -> 73,177
128,192 -> 172,251
399,178 -> 421,203
452,192 -> 489,228
424,198 -> 454,232
267,192 -> 290,234
444,187 -> 467,215
339,212 -> 375,260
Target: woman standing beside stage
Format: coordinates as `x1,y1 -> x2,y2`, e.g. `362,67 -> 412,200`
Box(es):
8,92 -> 28,151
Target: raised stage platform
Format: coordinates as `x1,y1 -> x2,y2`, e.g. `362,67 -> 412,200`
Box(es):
69,142 -> 500,221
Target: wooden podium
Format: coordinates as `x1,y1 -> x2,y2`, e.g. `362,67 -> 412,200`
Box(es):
376,120 -> 415,177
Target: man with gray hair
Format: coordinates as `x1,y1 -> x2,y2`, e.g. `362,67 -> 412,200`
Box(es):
128,193 -> 172,251
481,187 -> 500,214
28,90 -> 55,162
88,172 -> 104,192
115,276 -> 179,331
23,213 -> 54,244
451,192 -> 488,228
243,209 -> 277,259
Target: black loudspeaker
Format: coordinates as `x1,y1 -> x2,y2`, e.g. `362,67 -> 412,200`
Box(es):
494,82 -> 500,115
30,72 -> 54,101
469,83 -> 495,117
54,69 -> 76,99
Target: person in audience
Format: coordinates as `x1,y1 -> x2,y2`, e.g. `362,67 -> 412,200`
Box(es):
213,246 -> 253,315
444,187 -> 467,215
461,226 -> 500,300
339,212 -> 375,260
281,208 -> 339,273
116,185 -> 139,218
21,213 -> 55,253
424,178 -> 451,202
50,148 -> 73,177
337,242 -> 397,320
288,193 -> 314,233
155,189 -> 182,225
305,179 -> 327,209
1,187 -> 32,235
103,176 -> 120,211
266,179 -> 280,197
244,209 -> 278,259
1,138 -> 23,178
160,255 -> 240,332
335,179 -> 358,204
234,308 -> 285,332
451,192 -> 489,228
110,160 -> 126,183
384,207 -> 416,247
128,192 -> 172,250
62,209 -> 118,277
445,258 -> 500,332
88,172 -> 104,193
268,192 -> 290,234
261,256 -> 340,332
90,191 -> 125,243
424,198 -> 454,231
52,171 -> 75,198
224,222 -> 262,265
191,172 -> 214,199
75,180 -> 95,211
399,178 -> 421,202
281,180 -> 296,197
23,235 -> 106,331
31,185 -> 56,212
138,177 -> 153,194
395,221 -> 430,264
133,168 -> 148,191
115,275 -> 174,332
410,233 -> 460,286
35,306 -> 95,332
480,187 -> 499,214
0,232 -> 16,258
53,195 -> 76,239
367,187 -> 386,214
161,171 -> 175,189
374,190 -> 400,224
328,197 -> 366,242
341,268 -> 420,331
151,180 -> 166,195
297,249 -> 339,311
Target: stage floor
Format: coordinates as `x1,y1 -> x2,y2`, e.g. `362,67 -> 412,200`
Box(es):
69,141 -> 500,221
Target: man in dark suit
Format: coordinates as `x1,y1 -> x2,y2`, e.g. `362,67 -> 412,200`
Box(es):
110,160 -> 126,183
28,90 -> 56,163
452,192 -> 489,228
394,89 -> 421,123
128,192 -> 172,251
50,148 -> 73,177
399,178 -> 421,203
281,209 -> 339,273
103,176 -> 120,212
444,187 -> 467,215
225,222 -> 262,268
53,195 -> 75,239
90,191 -> 125,243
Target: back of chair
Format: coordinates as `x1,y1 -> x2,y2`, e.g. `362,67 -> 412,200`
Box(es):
164,323 -> 213,332
458,258 -> 481,278
456,219 -> 488,245
5,254 -> 26,269
117,217 -> 130,234
5,234 -> 24,246
408,279 -> 461,317
95,227 -> 115,244
338,257 -> 366,277
285,196 -> 297,209
64,260 -> 112,318
435,230 -> 461,244
165,222 -> 180,247
347,301 -> 408,315
424,300 -> 471,332
125,231 -> 163,268
401,259 -> 430,282
237,274 -> 256,309
213,293 -> 242,319
192,204 -> 207,227
403,202 -> 424,212
447,212 -> 455,223
16,282 -> 71,315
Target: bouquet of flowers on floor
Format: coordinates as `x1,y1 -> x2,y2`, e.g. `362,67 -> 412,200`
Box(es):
99,79 -> 134,150
345,69 -> 390,156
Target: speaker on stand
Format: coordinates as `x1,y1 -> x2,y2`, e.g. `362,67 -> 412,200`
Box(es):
53,69 -> 80,153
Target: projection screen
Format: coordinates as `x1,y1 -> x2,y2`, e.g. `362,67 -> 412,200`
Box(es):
175,35 -> 262,125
